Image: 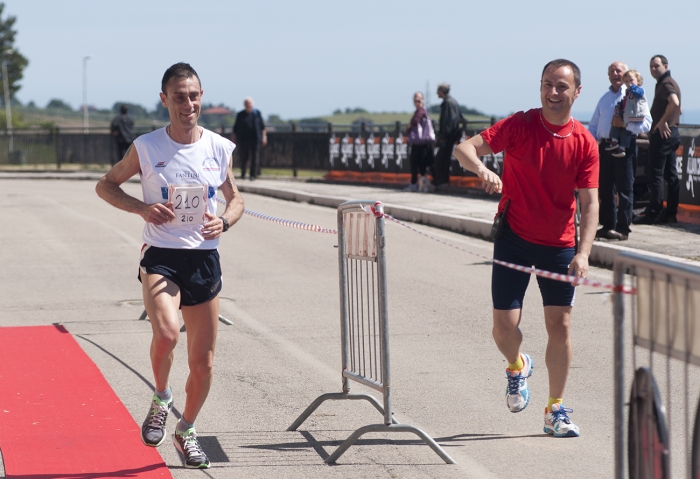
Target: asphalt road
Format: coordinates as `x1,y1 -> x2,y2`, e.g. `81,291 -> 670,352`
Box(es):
0,178 -> 693,478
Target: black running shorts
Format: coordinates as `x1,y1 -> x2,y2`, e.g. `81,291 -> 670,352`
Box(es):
138,245 -> 222,307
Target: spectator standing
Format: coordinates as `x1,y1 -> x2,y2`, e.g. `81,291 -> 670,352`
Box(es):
110,104 -> 135,166
634,55 -> 682,224
605,70 -> 650,159
232,97 -> 267,180
589,62 -> 649,241
453,59 -> 599,438
432,83 -> 464,191
405,92 -> 434,192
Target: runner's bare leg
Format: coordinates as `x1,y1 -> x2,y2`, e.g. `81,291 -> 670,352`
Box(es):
181,296 -> 219,424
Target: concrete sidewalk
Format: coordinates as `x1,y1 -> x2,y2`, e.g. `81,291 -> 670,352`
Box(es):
1,170 -> 699,267
234,178 -> 700,268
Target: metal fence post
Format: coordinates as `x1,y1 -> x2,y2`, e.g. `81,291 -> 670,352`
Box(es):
613,260 -> 626,479
54,127 -> 61,169
291,121 -> 297,177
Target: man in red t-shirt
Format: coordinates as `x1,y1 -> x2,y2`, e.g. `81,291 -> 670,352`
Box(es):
454,59 -> 599,438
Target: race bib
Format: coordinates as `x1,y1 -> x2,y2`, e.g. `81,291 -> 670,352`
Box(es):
168,184 -> 207,225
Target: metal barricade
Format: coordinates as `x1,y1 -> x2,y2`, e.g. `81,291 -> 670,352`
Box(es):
287,200 -> 454,464
614,251 -> 700,478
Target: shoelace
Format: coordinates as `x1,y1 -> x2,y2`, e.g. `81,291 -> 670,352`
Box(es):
506,371 -> 526,395
552,407 -> 574,424
180,431 -> 206,460
146,402 -> 169,429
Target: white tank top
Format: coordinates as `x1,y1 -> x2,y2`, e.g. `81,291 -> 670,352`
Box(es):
135,127 -> 235,249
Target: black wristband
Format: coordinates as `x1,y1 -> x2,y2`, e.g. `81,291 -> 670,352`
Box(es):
219,216 -> 229,232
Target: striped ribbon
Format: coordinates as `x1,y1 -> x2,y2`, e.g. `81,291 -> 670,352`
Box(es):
215,196 -> 337,234
216,196 -> 635,295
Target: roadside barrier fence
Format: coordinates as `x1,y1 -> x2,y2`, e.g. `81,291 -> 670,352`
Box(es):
286,200 -> 455,464
614,252 -> 700,479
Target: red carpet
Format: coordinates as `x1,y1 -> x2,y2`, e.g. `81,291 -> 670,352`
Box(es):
0,325 -> 171,478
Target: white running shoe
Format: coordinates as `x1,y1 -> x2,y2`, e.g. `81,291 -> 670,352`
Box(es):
505,353 -> 533,413
544,403 -> 580,437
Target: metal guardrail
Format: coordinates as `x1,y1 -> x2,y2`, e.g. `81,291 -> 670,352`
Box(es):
613,252 -> 700,478
287,200 -> 454,465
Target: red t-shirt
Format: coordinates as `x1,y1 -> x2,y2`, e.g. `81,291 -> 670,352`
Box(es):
480,108 -> 599,247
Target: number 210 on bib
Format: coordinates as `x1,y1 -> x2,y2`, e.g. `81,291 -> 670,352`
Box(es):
168,184 -> 207,225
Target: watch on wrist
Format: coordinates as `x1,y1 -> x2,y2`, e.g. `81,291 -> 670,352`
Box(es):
219,216 -> 229,232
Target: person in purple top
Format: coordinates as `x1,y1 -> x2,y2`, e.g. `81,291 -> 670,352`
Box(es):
405,92 -> 434,192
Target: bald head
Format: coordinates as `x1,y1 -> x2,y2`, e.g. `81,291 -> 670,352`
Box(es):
608,61 -> 627,92
244,97 -> 254,113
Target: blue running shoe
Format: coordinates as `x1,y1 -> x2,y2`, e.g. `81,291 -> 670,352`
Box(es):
505,353 -> 533,413
544,403 -> 580,437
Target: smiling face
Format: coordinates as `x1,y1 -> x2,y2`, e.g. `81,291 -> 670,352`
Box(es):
608,62 -> 627,91
159,75 -> 203,130
540,65 -> 581,122
623,72 -> 638,88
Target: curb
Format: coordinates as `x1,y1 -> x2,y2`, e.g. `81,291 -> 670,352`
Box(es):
237,183 -> 700,269
1,172 -> 697,269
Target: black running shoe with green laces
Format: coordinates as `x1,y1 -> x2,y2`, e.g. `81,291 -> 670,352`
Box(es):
140,395 -> 172,447
173,426 -> 210,469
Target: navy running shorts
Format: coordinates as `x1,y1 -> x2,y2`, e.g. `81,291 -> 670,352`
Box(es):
138,245 -> 222,307
491,225 -> 576,310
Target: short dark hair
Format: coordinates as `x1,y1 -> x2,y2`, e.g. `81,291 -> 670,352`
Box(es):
161,62 -> 201,94
651,55 -> 668,66
541,59 -> 581,88
120,104 -> 128,114
437,83 -> 450,95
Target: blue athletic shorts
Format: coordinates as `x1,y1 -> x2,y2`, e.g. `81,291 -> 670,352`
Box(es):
138,245 -> 222,307
491,225 -> 576,310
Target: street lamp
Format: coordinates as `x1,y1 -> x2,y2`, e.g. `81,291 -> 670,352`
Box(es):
2,49 -> 13,152
82,55 -> 93,133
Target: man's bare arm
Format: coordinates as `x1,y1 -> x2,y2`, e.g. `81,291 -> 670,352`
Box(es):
568,187 -> 599,279
653,93 -> 680,139
453,134 -> 502,194
95,144 -> 175,225
219,156 -> 245,226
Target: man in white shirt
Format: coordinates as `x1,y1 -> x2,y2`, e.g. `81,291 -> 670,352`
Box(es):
588,61 -> 651,240
96,63 -> 245,469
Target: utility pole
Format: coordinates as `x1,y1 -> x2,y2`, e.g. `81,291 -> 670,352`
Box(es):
425,81 -> 431,109
82,55 -> 93,133
2,49 -> 13,152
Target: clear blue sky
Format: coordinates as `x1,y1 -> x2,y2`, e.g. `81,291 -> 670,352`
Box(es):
5,0 -> 700,121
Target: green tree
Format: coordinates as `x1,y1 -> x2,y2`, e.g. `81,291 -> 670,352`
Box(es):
0,3 -> 28,102
111,101 -> 149,118
46,98 -> 72,111
153,101 -> 169,121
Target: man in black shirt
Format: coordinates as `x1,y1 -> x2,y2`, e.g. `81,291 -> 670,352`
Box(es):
232,97 -> 267,180
634,55 -> 682,224
433,83 -> 465,190
110,104 -> 135,166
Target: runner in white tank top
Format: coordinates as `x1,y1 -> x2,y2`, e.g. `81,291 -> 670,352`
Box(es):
96,63 -> 245,469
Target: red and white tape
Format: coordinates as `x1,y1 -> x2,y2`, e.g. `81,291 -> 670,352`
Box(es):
216,196 -> 635,295
363,203 -> 635,295
215,196 -> 337,234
